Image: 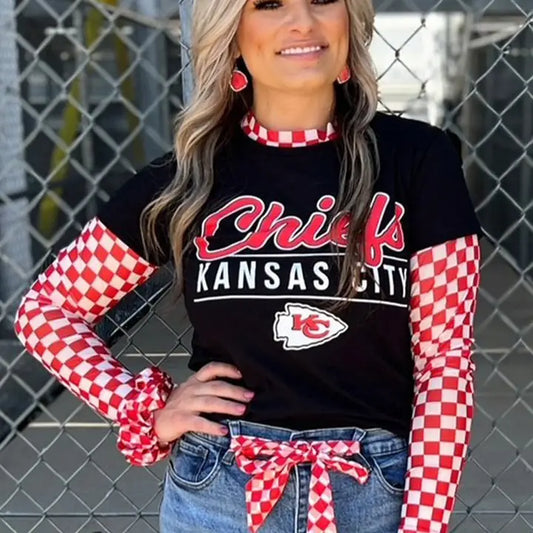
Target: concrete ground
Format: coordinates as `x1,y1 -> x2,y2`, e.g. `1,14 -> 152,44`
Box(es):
0,239 -> 532,533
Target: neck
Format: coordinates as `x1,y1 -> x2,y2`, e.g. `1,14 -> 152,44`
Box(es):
252,85 -> 335,131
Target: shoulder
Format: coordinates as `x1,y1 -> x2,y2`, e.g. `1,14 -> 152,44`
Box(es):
96,150 -> 177,264
369,111 -> 462,170
370,111 -> 444,150
98,151 -> 176,217
118,151 -> 177,199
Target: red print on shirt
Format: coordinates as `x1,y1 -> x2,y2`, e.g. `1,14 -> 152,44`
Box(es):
292,313 -> 331,339
194,192 -> 405,268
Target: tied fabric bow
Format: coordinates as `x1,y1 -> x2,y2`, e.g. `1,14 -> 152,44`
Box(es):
230,435 -> 370,533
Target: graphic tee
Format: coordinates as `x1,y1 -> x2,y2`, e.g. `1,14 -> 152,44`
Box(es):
98,111 -> 483,438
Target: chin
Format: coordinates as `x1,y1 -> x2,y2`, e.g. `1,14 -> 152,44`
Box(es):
281,75 -> 333,93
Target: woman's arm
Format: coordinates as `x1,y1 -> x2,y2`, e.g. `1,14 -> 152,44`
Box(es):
14,217 -> 174,466
398,233 -> 481,532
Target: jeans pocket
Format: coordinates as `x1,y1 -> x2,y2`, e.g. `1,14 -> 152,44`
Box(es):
166,433 -> 223,490
369,447 -> 408,496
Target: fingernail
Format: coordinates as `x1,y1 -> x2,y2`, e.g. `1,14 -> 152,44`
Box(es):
244,391 -> 254,399
220,426 -> 228,434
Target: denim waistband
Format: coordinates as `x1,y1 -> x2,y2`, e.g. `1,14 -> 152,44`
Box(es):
183,418 -> 407,458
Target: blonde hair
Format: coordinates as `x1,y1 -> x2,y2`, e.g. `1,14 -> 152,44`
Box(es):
141,0 -> 380,311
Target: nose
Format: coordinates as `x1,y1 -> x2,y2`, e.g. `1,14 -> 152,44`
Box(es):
286,0 -> 315,34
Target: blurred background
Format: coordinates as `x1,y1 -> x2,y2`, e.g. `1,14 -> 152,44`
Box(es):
0,0 -> 532,531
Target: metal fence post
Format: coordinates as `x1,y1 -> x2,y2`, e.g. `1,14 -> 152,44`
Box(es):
0,0 -> 32,335
178,0 -> 194,105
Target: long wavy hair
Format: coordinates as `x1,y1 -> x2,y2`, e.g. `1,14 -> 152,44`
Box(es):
141,0 -> 380,311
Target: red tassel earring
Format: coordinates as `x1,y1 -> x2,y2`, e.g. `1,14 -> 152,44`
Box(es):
336,65 -> 351,84
230,68 -> 248,92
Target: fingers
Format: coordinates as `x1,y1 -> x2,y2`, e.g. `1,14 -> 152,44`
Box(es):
189,395 -> 250,416
194,362 -> 243,383
186,416 -> 230,436
190,362 -> 254,405
192,378 -> 254,404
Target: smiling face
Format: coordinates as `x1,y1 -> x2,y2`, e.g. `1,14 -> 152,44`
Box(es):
236,0 -> 350,94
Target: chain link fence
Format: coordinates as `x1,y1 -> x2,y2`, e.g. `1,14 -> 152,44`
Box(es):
0,0 -> 532,531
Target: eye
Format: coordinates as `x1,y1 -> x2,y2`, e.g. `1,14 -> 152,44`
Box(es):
253,0 -> 338,9
253,0 -> 282,9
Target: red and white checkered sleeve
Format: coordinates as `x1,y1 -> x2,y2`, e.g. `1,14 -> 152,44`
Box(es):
398,234 -> 481,533
13,217 -> 175,467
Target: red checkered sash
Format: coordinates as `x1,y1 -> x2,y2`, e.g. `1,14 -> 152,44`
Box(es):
230,435 -> 370,532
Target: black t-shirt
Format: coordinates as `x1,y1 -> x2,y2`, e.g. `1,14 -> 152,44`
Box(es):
98,111 -> 483,437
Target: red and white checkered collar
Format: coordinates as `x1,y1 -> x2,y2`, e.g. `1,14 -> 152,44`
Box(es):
240,110 -> 338,148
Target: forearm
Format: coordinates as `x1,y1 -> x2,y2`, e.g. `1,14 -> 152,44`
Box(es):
15,285 -> 135,419
399,235 -> 480,532
399,352 -> 474,532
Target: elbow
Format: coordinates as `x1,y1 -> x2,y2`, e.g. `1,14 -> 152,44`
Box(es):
14,285 -> 36,343
13,282 -> 49,349
414,347 -> 476,387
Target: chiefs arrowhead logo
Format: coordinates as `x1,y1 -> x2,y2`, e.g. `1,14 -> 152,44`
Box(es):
273,303 -> 348,351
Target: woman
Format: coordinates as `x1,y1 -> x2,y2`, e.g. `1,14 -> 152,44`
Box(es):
14,0 -> 483,531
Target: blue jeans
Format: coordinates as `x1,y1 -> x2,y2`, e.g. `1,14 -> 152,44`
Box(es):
159,419 -> 407,533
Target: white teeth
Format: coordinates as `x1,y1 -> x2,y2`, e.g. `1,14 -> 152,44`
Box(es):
280,46 -> 322,56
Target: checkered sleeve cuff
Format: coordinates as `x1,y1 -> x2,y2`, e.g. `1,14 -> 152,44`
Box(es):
13,217 -> 176,466
117,366 -> 175,466
399,234 -> 481,533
